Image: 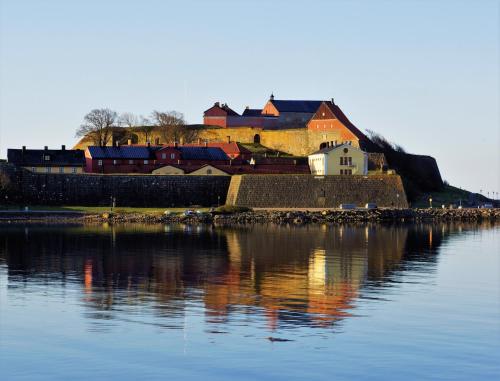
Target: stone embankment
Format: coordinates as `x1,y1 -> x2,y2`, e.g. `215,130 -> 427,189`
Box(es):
1,208 -> 499,225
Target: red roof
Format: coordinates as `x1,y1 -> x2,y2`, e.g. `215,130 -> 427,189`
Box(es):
320,101 -> 369,142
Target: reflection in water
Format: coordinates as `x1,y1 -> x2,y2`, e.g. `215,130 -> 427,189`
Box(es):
0,222 -> 494,331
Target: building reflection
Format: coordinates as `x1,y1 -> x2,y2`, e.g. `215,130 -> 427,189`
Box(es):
0,221 -> 495,330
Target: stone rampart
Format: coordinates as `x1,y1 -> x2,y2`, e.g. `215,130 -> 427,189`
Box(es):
226,174 -> 408,208
0,164 -> 230,207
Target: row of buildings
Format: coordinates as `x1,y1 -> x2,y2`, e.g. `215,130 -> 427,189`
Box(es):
8,95 -> 386,176
7,141 -> 370,176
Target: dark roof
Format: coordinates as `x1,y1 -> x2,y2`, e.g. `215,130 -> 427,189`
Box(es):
242,108 -> 263,116
87,146 -> 156,159
204,103 -> 239,117
178,147 -> 229,161
7,148 -> 85,166
310,143 -> 362,155
270,100 -> 322,113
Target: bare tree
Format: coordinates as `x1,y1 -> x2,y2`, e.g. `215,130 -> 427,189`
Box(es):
137,115 -> 155,144
151,110 -> 196,144
76,108 -> 118,146
118,112 -> 139,128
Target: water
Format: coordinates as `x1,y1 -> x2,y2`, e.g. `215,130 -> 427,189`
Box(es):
0,222 -> 499,380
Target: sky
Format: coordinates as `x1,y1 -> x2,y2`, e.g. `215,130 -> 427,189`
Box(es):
0,0 -> 498,194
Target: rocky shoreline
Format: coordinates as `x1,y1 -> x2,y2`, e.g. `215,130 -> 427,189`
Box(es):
0,208 -> 499,225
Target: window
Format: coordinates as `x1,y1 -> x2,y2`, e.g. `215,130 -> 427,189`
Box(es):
44,155 -> 50,161
31,167 -> 36,172
129,160 -> 134,164
161,153 -> 166,159
170,153 -> 175,159
113,160 -> 117,165
59,167 -> 64,173
206,169 -> 212,174
45,167 -> 51,173
144,160 -> 149,164
72,168 -> 77,174
98,160 -> 103,166
340,157 -> 344,165
348,157 -> 352,166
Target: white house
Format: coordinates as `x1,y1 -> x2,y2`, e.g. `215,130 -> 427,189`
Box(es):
308,143 -> 368,176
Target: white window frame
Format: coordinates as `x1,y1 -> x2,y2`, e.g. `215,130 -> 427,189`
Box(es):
98,160 -> 103,166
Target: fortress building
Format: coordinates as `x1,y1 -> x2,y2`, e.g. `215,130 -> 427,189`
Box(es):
200,94 -> 376,156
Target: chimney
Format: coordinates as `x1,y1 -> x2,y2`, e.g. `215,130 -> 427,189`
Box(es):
22,146 -> 26,152
115,141 -> 120,147
61,145 -> 66,151
227,136 -> 231,143
174,141 -> 178,148
44,146 -> 48,151
127,139 -> 132,145
331,97 -> 335,105
270,93 -> 274,101
155,137 -> 160,145
147,142 -> 151,147
198,138 -> 202,145
214,102 -> 220,107
204,140 -> 208,147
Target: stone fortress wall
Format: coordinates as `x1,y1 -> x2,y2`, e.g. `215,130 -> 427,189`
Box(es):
226,174 -> 408,209
0,164 -> 230,207
1,164 -> 408,208
73,127 -> 361,157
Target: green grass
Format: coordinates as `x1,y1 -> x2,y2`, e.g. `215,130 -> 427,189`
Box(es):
0,205 -> 211,214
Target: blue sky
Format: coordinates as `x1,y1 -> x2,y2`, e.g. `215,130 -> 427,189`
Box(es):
0,0 -> 498,194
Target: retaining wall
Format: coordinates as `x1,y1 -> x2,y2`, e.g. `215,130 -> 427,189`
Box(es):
226,174 -> 409,208
0,164 -> 230,207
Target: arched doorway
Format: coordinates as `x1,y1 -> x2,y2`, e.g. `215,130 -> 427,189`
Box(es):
253,134 -> 261,144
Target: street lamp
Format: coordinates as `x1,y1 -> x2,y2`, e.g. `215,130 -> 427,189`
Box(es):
429,196 -> 433,209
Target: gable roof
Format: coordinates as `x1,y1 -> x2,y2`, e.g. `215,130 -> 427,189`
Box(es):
269,100 -> 322,113
184,142 -> 251,156
87,146 -> 155,159
177,146 -> 229,161
310,143 -> 364,156
242,108 -> 263,116
321,101 -> 369,141
203,102 -> 239,117
7,148 -> 85,166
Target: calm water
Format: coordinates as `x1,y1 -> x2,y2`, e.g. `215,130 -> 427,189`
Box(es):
0,222 -> 499,380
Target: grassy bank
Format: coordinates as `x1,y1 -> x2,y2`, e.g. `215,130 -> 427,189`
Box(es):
0,205 -> 210,214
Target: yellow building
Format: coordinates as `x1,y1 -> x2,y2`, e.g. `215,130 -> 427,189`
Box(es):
308,143 -> 368,176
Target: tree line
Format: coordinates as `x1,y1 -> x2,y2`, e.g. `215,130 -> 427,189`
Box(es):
76,108 -> 197,147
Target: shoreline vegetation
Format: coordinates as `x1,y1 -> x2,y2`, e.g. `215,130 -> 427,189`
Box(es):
0,206 -> 499,225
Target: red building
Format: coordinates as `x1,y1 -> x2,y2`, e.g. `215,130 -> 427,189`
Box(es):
84,145 -> 230,174
203,102 -> 277,128
306,100 -> 375,150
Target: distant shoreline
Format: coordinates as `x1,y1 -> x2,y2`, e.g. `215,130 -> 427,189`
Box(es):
0,208 -> 498,225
